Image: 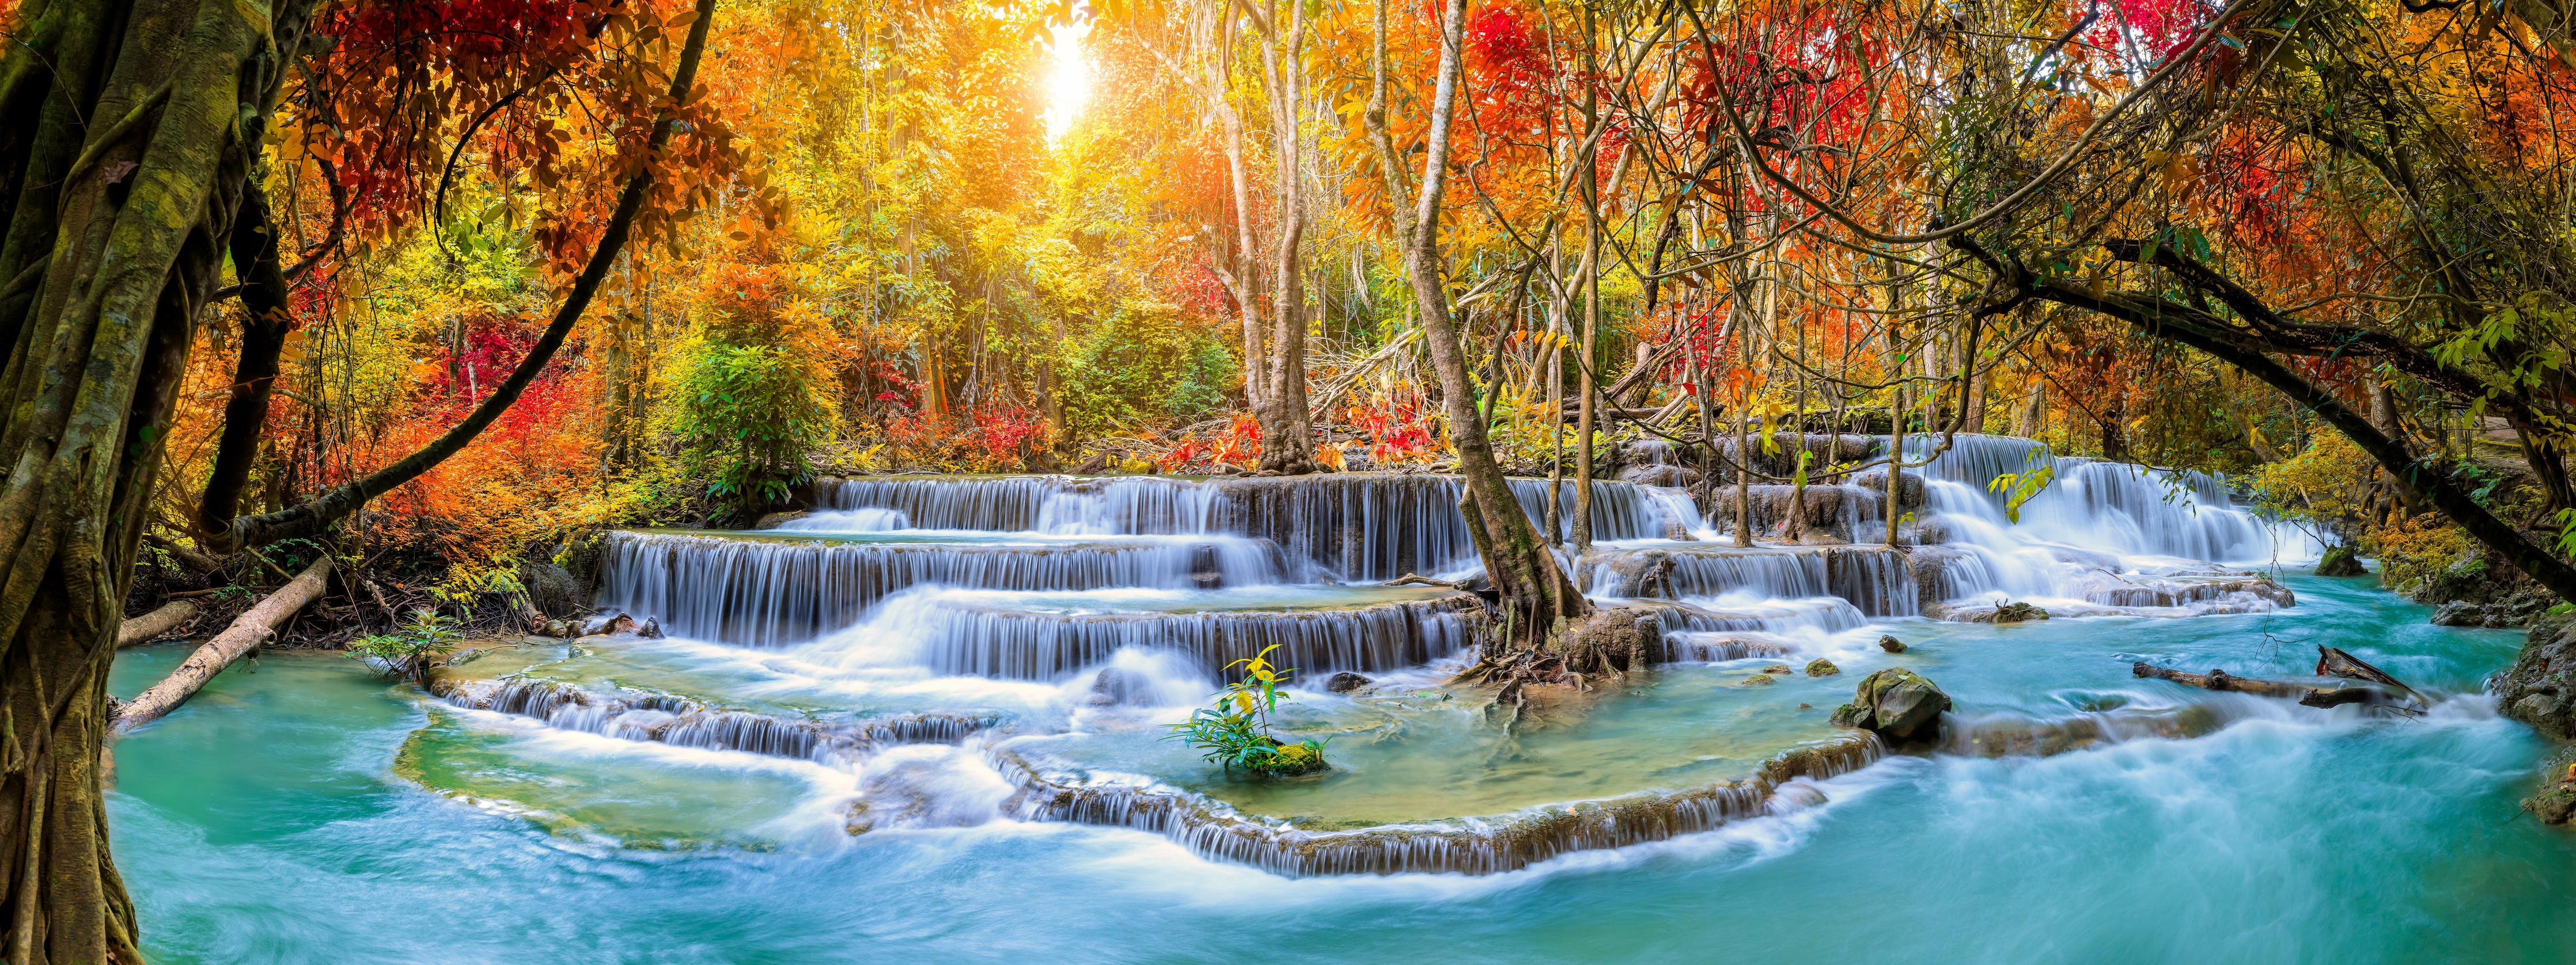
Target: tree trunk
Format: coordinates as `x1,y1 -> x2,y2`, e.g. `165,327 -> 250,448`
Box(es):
116,559 -> 331,731
1249,1 -> 1316,474
114,602 -> 198,649
2014,375 -> 2045,439
0,0 -> 320,955
1371,0 -> 1586,647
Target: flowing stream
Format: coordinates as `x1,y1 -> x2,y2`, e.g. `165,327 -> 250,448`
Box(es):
105,435 -> 2576,962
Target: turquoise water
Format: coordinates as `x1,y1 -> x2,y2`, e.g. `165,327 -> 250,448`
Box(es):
107,572 -> 2576,962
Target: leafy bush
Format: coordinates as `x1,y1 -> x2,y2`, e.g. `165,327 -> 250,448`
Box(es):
2366,515 -> 2479,599
672,343 -> 832,516
1165,645 -> 1329,777
1058,308 -> 1237,435
2247,431 -> 2376,545
348,608 -> 464,679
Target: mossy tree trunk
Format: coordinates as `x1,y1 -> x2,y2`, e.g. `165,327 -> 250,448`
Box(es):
0,0 -> 317,958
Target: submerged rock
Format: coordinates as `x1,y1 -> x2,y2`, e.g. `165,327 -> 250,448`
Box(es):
1805,659 -> 1840,677
1830,668 -> 1952,743
1878,635 -> 1907,654
2315,545 -> 2366,578
1324,672 -> 1373,694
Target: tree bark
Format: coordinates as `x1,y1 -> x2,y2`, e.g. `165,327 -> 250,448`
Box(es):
0,0 -> 321,955
114,602 -> 198,649
1369,0 -> 1586,647
116,559 -> 331,731
1252,0 -> 1317,474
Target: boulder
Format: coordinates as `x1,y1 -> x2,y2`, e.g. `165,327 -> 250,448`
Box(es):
1324,671 -> 1373,694
2431,591 -> 2556,629
517,555 -> 584,619
754,510 -> 811,529
2495,614 -> 2576,740
1089,667 -> 1145,706
1992,601 -> 2050,624
1559,605 -> 1661,675
1829,667 -> 1953,742
2315,544 -> 2366,578
1805,658 -> 1840,677
2528,747 -> 2576,826
1878,635 -> 1907,654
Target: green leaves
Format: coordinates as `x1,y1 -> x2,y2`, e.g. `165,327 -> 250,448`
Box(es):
1164,645 -> 1328,776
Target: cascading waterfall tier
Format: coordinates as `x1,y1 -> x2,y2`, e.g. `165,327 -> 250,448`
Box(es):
990,733 -> 1885,877
428,670 -> 998,763
596,530 -> 1285,647
1902,433 -> 2302,563
1577,545 -> 1918,618
815,588 -> 1493,681
798,473 -> 1695,580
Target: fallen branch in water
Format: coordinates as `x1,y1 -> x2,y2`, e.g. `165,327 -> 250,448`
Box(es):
115,601 -> 200,649
116,558 -> 334,731
1383,573 -> 1468,590
2132,662 -> 2401,711
2314,645 -> 2426,707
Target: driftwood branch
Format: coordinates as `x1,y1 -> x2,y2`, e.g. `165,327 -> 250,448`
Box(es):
1382,573 -> 1469,590
114,602 -> 198,649
115,558 -> 333,731
2131,662 -> 2397,710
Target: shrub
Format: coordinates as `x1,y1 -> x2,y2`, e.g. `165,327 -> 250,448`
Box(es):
2367,515 -> 2479,599
1165,645 -> 1329,777
673,343 -> 832,516
348,608 -> 464,679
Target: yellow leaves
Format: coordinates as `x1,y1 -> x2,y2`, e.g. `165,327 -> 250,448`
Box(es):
1753,399 -> 1795,454
2142,150 -> 2200,194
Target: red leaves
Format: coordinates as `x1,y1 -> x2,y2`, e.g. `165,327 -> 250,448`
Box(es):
300,0 -> 759,272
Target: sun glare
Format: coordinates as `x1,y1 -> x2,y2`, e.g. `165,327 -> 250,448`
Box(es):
1041,3 -> 1094,142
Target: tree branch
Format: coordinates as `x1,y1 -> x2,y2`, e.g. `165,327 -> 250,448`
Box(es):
208,0 -> 725,553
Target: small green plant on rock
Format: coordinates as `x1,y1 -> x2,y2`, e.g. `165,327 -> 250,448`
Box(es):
348,608 -> 464,679
1166,645 -> 1329,777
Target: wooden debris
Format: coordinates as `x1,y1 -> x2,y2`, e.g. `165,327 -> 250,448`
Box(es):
2132,662 -> 2399,711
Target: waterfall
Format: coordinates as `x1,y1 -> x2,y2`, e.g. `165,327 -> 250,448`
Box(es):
1902,434 -> 2310,563
596,531 -> 1288,647
797,588 -> 1491,681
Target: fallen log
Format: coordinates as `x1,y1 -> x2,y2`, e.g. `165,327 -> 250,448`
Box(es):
2315,645 -> 2426,707
115,601 -> 199,648
116,557 -> 333,731
2132,662 -> 2396,709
